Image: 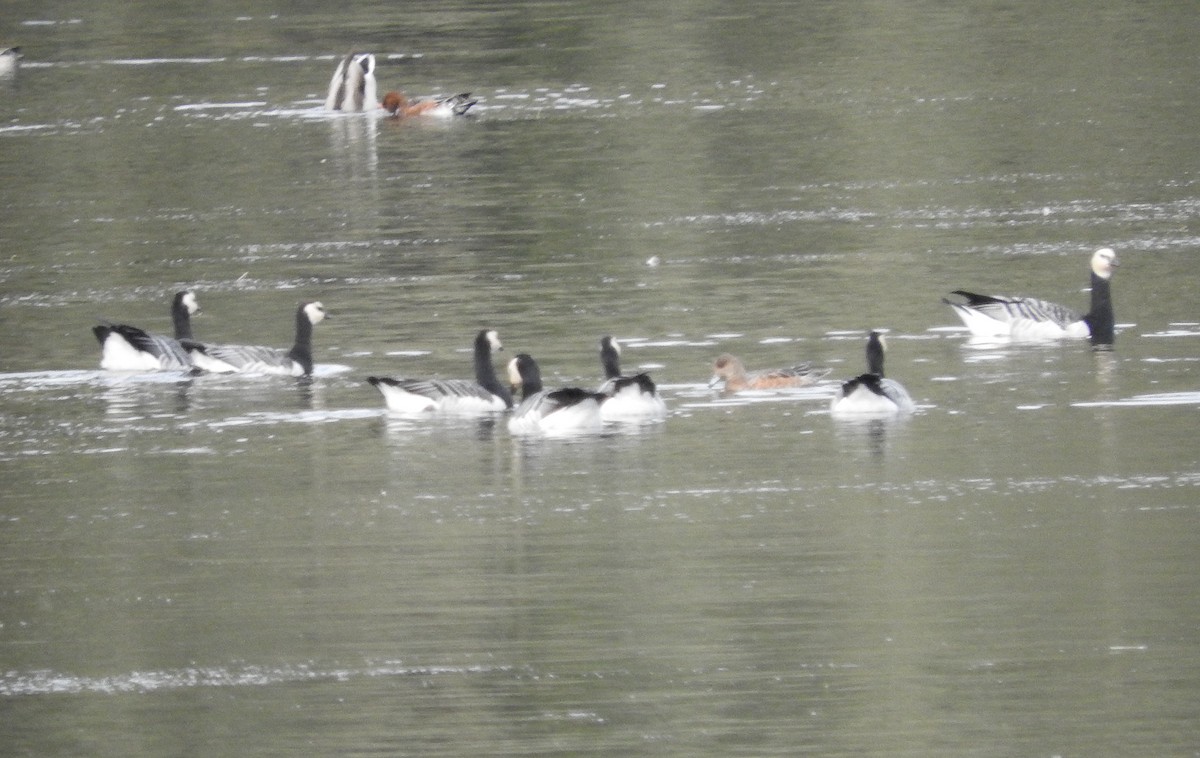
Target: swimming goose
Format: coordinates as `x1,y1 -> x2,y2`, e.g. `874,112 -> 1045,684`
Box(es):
93,290 -> 200,371
830,331 -> 916,416
366,329 -> 513,414
185,301 -> 327,377
381,90 -> 477,118
324,52 -> 377,112
0,47 -> 21,76
709,353 -> 830,392
507,353 -> 605,436
943,247 -> 1119,346
596,335 -> 667,421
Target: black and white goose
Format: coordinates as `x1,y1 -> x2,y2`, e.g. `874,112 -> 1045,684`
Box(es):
93,290 -> 200,371
596,335 -> 668,421
507,353 -> 605,436
366,329 -> 513,415
830,331 -> 916,416
324,52 -> 377,112
943,247 -> 1119,346
185,301 -> 327,377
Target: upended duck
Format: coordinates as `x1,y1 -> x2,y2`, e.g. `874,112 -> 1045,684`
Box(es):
507,353 -> 605,436
184,301 -> 327,377
830,331 -> 915,416
93,290 -> 200,371
596,335 -> 667,421
943,247 -> 1118,347
366,329 -> 513,415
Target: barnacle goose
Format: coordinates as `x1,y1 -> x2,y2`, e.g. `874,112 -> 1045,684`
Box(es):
830,331 -> 916,416
324,52 -> 377,112
185,301 -> 327,377
596,336 -> 667,421
944,247 -> 1119,347
366,329 -> 513,415
507,353 -> 605,436
93,290 -> 199,371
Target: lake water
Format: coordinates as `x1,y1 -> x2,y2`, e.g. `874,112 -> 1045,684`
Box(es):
2,2 -> 1199,755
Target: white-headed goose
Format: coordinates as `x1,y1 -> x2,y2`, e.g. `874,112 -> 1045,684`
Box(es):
944,247 -> 1118,347
366,329 -> 513,415
185,301 -> 327,377
93,290 -> 199,371
596,335 -> 667,421
507,353 -> 605,436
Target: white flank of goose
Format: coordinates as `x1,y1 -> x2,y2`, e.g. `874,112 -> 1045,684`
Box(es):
507,353 -> 605,436
324,52 -> 377,112
0,47 -> 21,77
366,329 -> 513,415
93,290 -> 199,371
596,335 -> 667,421
943,247 -> 1118,346
830,331 -> 916,416
185,301 -> 327,377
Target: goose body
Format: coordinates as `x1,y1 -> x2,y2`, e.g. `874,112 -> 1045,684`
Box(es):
944,247 -> 1118,346
93,290 -> 199,371
597,336 -> 667,421
507,354 -> 605,436
367,329 -> 513,415
324,53 -> 377,112
381,90 -> 477,118
709,353 -> 829,392
185,302 -> 326,377
0,47 -> 21,76
830,331 -> 915,416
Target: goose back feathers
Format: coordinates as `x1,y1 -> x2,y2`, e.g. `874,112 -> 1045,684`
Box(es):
185,301 -> 327,377
93,290 -> 199,371
944,247 -> 1118,346
367,329 -> 512,415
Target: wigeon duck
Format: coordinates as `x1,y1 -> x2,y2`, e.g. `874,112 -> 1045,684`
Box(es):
596,335 -> 667,421
93,290 -> 200,371
381,90 -> 477,118
184,302 -> 327,377
507,354 -> 605,436
830,331 -> 916,416
944,247 -> 1118,347
708,353 -> 830,392
325,52 -> 377,112
0,47 -> 21,77
366,329 -> 513,415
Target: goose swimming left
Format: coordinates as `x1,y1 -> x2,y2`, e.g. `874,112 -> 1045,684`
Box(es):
93,290 -> 200,371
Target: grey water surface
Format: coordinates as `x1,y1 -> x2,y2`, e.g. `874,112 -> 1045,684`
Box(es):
1,2 -> 1199,756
